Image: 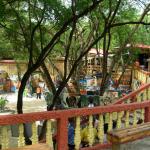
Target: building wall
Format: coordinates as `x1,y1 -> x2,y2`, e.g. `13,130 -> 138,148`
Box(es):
0,59 -> 64,81
0,61 -> 27,77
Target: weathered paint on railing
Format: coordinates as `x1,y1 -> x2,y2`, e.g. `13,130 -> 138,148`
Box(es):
0,102 -> 150,126
0,101 -> 150,150
0,81 -> 150,149
113,83 -> 150,104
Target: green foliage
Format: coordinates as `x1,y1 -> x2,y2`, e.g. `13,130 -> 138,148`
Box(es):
39,0 -> 72,28
0,6 -> 5,22
133,24 -> 150,45
0,0 -> 150,81
0,97 -> 8,111
0,0 -> 150,110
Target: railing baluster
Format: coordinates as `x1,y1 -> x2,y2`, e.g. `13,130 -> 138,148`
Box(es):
98,114 -> 104,143
18,124 -> 25,147
135,70 -> 138,79
136,70 -> 137,79
143,90 -> 147,101
140,72 -> 142,82
146,75 -> 148,83
108,113 -> 112,132
117,112 -> 122,129
148,87 -> 150,99
144,75 -> 147,83
125,111 -> 129,128
141,72 -> 143,82
132,79 -> 135,90
138,71 -> 140,81
141,73 -> 143,82
137,93 -> 141,102
105,113 -> 109,124
1,126 -> 9,149
88,115 -> 94,146
134,70 -> 136,78
137,92 -> 145,122
112,112 -> 117,120
141,109 -> 145,121
46,120 -> 53,149
74,116 -> 81,150
132,69 -> 135,82
31,122 -> 38,144
133,110 -> 137,126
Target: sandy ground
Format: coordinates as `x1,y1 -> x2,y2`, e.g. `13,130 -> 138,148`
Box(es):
1,92 -> 47,113
0,92 -> 47,148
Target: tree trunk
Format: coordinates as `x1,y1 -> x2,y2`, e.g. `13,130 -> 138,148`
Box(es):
115,68 -> 126,89
17,59 -> 44,114
40,63 -> 56,95
17,68 -> 36,145
17,70 -> 32,114
39,120 -> 47,141
100,74 -> 108,96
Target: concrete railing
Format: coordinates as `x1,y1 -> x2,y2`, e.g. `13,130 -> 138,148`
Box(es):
113,83 -> 150,105
133,67 -> 150,84
0,100 -> 150,149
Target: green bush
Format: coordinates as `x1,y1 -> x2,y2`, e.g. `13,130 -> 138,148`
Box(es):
0,97 -> 8,111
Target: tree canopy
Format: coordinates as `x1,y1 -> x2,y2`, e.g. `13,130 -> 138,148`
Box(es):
0,0 -> 150,113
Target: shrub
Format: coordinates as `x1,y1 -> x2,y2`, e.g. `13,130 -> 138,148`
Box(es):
0,97 -> 8,111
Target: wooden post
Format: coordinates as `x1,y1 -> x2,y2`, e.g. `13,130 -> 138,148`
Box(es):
57,117 -> 68,150
145,107 -> 150,122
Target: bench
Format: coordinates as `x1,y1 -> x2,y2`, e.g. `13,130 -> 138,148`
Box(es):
7,143 -> 51,150
107,122 -> 150,150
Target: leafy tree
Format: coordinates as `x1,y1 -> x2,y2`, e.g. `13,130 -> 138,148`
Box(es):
0,0 -> 150,112
0,0 -> 150,143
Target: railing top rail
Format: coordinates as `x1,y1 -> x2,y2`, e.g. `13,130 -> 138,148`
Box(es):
0,101 -> 150,126
113,83 -> 150,104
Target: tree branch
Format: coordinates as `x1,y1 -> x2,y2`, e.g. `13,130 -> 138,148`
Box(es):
111,21 -> 150,27
0,22 -> 23,36
64,0 -> 77,79
29,3 -> 46,67
35,0 -> 104,66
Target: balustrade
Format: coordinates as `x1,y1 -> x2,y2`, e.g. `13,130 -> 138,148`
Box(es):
114,83 -> 150,105
0,101 -> 150,150
133,67 -> 150,84
0,83 -> 150,150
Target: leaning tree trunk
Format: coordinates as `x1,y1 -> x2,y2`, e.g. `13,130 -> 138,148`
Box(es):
40,63 -> 56,95
100,53 -> 108,96
17,68 -> 35,145
100,74 -> 108,96
115,66 -> 126,89
17,70 -> 32,114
